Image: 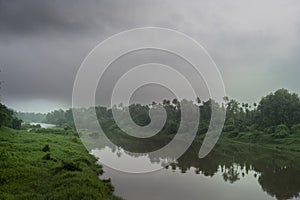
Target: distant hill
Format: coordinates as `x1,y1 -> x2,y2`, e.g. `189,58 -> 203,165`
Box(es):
16,112 -> 46,123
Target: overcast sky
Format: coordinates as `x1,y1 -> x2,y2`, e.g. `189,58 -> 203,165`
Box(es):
1,0 -> 300,113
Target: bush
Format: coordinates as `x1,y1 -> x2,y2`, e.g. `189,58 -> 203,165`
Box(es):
61,161 -> 82,171
54,161 -> 82,173
223,125 -> 235,132
63,123 -> 73,131
164,120 -> 179,134
264,126 -> 275,134
42,153 -> 51,160
42,144 -> 50,152
72,137 -> 80,143
275,124 -> 289,132
248,130 -> 262,142
273,124 -> 290,138
291,124 -> 300,135
227,129 -> 239,138
34,128 -> 72,135
197,121 -> 208,134
21,123 -> 41,130
11,118 -> 22,130
247,124 -> 259,132
273,130 -> 289,138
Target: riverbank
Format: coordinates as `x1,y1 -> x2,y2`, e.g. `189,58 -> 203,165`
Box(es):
0,127 -> 121,200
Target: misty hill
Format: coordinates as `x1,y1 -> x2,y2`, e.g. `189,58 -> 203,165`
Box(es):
16,112 -> 46,123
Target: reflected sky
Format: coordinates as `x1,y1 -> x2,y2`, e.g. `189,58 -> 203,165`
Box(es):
92,142 -> 300,200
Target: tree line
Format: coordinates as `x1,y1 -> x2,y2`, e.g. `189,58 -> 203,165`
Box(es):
0,103 -> 22,129
44,88 -> 300,139
16,112 -> 46,123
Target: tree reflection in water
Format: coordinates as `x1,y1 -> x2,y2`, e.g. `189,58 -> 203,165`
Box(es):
92,137 -> 300,200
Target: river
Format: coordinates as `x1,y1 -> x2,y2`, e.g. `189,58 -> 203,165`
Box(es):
29,122 -> 56,128
92,142 -> 300,200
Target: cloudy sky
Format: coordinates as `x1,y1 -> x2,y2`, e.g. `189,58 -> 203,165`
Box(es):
1,0 -> 300,112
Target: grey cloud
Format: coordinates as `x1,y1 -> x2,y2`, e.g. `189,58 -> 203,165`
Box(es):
0,0 -> 300,112
0,0 -> 87,35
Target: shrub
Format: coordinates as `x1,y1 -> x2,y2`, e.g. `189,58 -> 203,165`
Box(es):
291,124 -> 300,135
22,123 -> 41,130
42,144 -> 50,152
248,130 -> 262,142
223,125 -> 235,132
71,137 -> 80,143
34,128 -> 72,135
264,126 -> 275,134
61,161 -> 82,171
63,123 -> 72,131
42,153 -> 57,162
197,121 -> 208,134
275,124 -> 289,132
42,153 -> 51,160
54,161 -> 82,173
227,129 -> 239,138
247,124 -> 259,132
273,124 -> 290,138
164,120 -> 179,134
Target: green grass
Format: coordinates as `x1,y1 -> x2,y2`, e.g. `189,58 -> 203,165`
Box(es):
220,130 -> 300,152
0,127 -> 121,200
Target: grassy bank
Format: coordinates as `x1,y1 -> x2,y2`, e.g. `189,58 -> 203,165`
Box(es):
220,130 -> 300,152
0,127 -> 121,200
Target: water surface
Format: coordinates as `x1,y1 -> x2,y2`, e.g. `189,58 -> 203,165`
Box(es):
92,142 -> 300,200
29,122 -> 56,128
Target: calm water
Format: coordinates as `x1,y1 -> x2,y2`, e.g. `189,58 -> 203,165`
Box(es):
29,122 -> 56,128
92,142 -> 300,200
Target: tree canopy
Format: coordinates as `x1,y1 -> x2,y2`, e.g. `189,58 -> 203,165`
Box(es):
0,103 -> 22,129
44,89 -> 300,138
257,89 -> 300,127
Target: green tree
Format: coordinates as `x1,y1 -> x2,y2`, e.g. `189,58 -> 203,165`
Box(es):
257,89 -> 300,127
0,104 -> 11,127
0,103 -> 22,129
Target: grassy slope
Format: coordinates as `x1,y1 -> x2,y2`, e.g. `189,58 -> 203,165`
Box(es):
223,131 -> 300,152
0,127 -> 121,200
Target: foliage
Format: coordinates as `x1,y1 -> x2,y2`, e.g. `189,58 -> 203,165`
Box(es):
2,88 -> 300,199
227,129 -> 239,138
257,89 -> 300,127
21,123 -> 41,130
291,124 -> 300,135
33,128 -> 74,136
0,103 -> 22,129
42,144 -> 50,152
11,117 -> 22,129
46,109 -> 74,128
223,125 -> 235,132
16,112 -> 46,123
0,127 -> 121,200
44,88 -> 300,147
273,124 -> 290,138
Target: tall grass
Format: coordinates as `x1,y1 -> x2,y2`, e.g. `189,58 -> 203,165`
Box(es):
0,127 -> 121,200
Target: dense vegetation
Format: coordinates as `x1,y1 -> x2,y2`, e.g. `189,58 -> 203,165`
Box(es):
0,103 -> 22,130
45,89 -> 300,149
1,88 -> 300,199
16,112 -> 46,123
0,102 -> 120,199
0,127 -> 120,200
